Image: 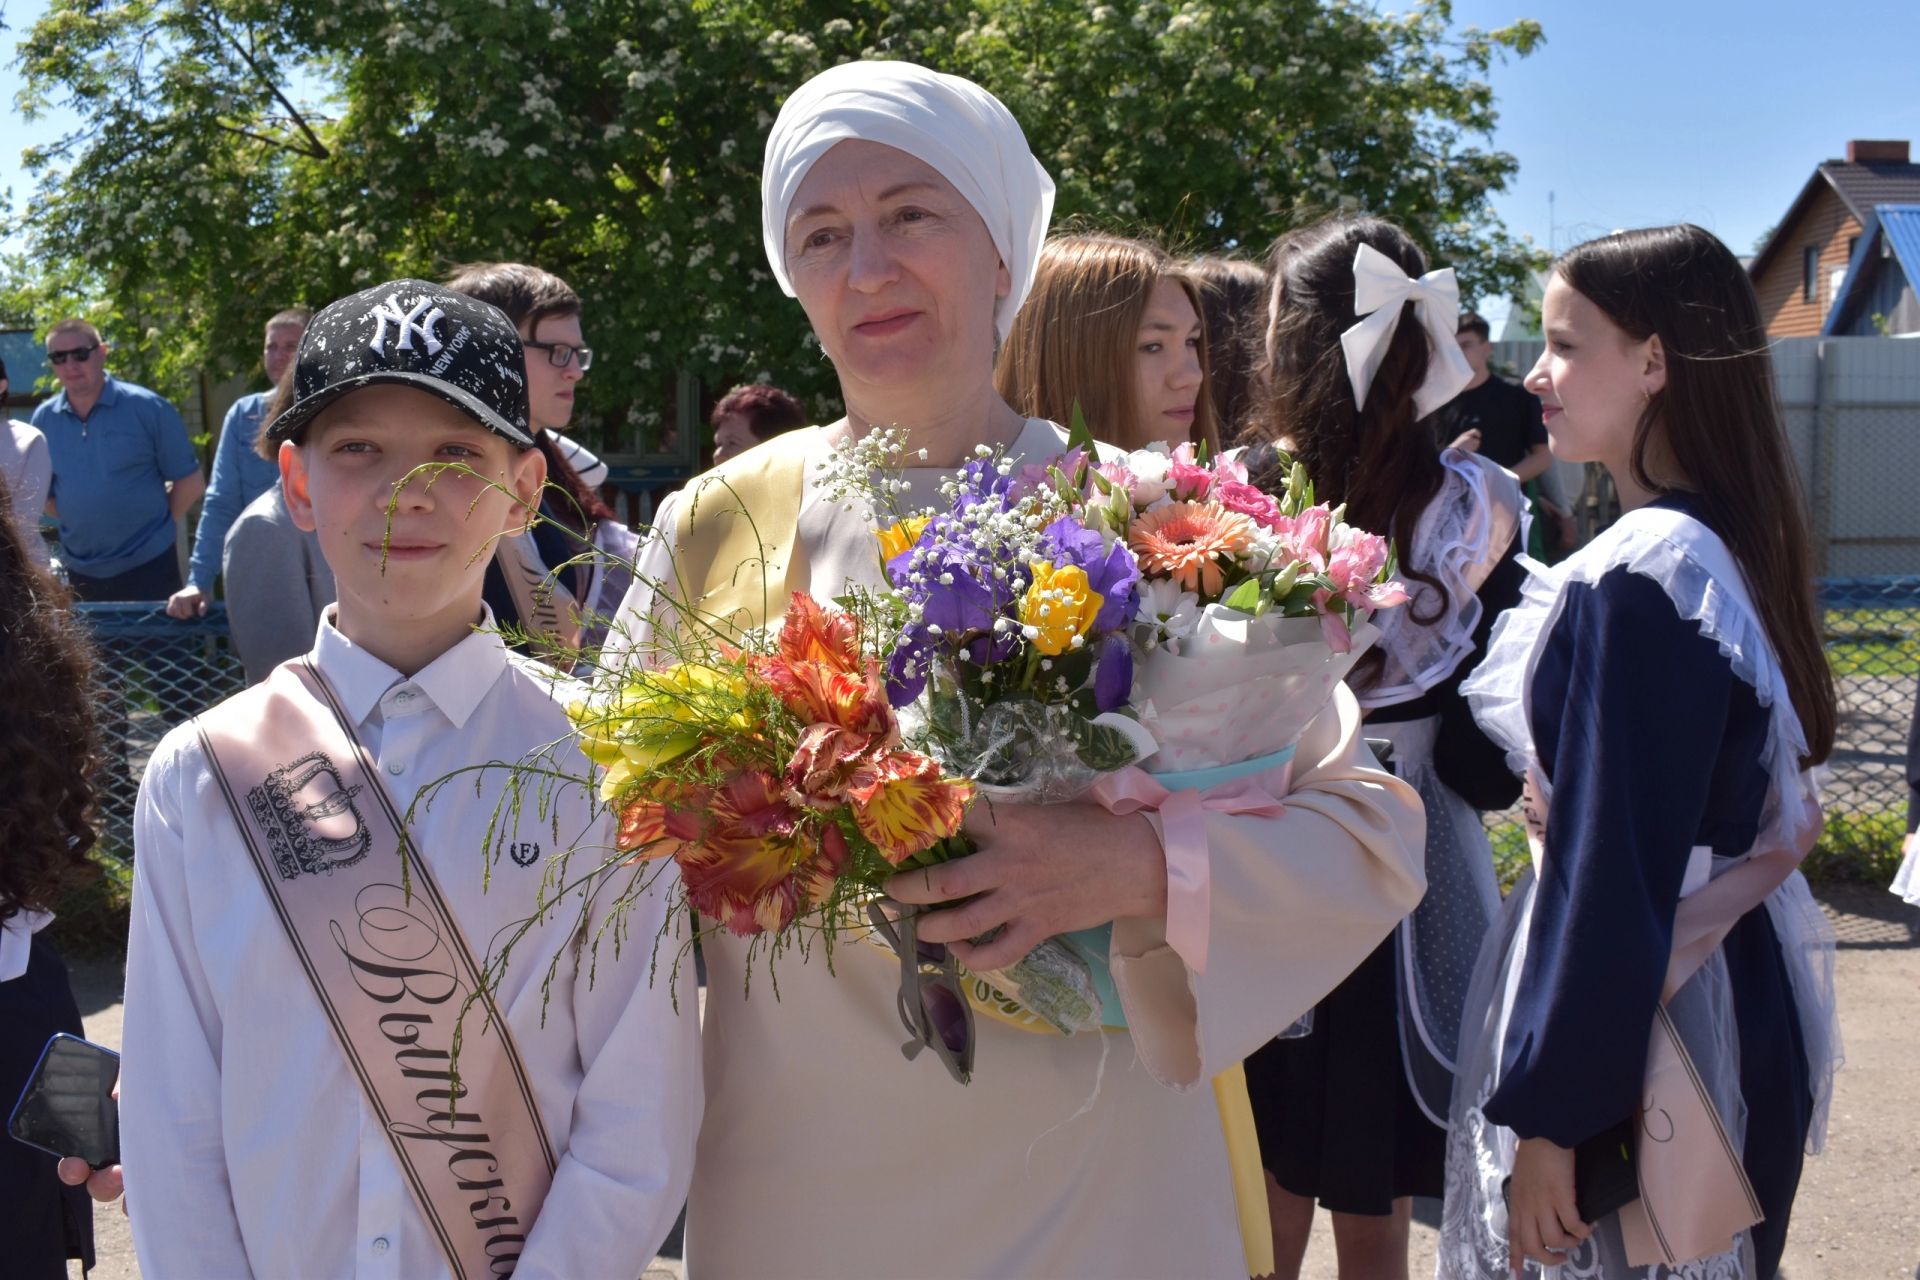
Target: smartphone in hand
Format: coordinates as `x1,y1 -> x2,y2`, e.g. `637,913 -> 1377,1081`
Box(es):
9,1033 -> 120,1169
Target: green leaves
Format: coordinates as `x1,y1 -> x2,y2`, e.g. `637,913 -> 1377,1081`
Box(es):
6,0 -> 1545,447
1066,714 -> 1139,774
1065,400 -> 1096,454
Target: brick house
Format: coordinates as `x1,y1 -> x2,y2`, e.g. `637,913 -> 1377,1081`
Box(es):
1748,140 -> 1920,337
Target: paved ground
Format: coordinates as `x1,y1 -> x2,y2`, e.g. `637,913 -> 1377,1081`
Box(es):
60,886 -> 1919,1280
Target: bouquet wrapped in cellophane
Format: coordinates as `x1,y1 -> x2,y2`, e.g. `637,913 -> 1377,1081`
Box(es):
1086,442 -> 1409,774
841,427 -> 1168,1041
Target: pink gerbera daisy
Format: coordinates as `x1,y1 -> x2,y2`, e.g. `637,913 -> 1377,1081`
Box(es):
1127,501 -> 1256,598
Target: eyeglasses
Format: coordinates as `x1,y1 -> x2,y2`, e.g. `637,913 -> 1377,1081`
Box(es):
48,343 -> 100,366
522,340 -> 593,371
867,899 -> 975,1085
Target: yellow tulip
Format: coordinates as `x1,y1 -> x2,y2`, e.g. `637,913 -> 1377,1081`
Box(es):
874,515 -> 931,564
1018,560 -> 1103,657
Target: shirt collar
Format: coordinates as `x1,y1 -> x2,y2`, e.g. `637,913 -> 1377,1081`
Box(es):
47,376 -> 119,420
310,605 -> 512,730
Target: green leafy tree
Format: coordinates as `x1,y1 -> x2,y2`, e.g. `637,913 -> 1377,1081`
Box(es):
6,0 -> 1543,451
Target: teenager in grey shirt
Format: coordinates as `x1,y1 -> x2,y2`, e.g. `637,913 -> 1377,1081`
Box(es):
221,486 -> 333,684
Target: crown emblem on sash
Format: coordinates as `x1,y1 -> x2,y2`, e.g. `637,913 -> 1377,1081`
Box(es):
246,751 -> 373,881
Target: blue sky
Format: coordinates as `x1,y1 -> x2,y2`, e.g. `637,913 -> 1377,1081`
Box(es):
7,0 -> 1920,319
1452,0 -> 1920,319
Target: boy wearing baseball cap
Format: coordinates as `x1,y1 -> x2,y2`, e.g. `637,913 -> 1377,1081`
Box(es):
118,281 -> 698,1278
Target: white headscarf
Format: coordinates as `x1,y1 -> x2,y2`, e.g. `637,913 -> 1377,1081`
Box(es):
760,60 -> 1056,343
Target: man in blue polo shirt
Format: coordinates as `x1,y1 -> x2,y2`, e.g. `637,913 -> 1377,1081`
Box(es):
165,307 -> 309,618
31,319 -> 205,601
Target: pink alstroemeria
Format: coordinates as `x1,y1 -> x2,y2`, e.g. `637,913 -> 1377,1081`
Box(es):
1270,505 -> 1334,571
1213,453 -> 1250,485
1324,529 -> 1411,612
1095,460 -> 1138,495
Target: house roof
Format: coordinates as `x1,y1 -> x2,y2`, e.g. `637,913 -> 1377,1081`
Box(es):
1749,159 -> 1920,282
1821,204 -> 1920,336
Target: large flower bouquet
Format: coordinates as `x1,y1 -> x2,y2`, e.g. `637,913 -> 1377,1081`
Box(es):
538,425 -> 1405,1081
572,590 -> 975,939
1085,442 -> 1408,775
823,430 -> 1158,1041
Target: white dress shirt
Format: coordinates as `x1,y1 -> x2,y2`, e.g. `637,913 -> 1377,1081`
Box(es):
120,610 -> 700,1279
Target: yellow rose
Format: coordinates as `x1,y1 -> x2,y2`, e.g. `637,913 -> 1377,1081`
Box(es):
874,515 -> 931,565
1018,560 -> 1104,657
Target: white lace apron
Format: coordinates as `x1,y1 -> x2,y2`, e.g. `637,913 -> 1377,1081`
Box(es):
1361,449 -> 1524,1123
1439,506 -> 1841,1279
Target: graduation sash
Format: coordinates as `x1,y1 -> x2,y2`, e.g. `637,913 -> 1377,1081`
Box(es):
197,658 -> 557,1279
667,423 -> 1275,1275
494,533 -> 584,664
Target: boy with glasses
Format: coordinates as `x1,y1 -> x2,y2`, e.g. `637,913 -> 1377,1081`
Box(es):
30,319 -> 206,602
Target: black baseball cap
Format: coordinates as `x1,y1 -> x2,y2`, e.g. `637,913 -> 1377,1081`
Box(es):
266,279 -> 534,447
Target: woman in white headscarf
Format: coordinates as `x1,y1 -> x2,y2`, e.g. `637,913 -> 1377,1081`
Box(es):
612,61 -> 1425,1279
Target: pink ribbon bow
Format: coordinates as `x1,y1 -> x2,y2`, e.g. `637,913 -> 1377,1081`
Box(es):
1088,759 -> 1295,976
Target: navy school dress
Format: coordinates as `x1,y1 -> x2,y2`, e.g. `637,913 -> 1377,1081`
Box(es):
0,932 -> 97,1277
1243,532 -> 1526,1215
1476,495 -> 1814,1277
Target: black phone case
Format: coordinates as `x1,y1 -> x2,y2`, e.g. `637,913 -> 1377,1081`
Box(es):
1499,1114 -> 1639,1226
7,1033 -> 120,1169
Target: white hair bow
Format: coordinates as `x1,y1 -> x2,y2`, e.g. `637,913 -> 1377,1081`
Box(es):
1338,242 -> 1476,420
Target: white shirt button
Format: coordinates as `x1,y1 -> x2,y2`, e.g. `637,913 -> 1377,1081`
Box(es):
386,761 -> 404,776
370,1236 -> 390,1256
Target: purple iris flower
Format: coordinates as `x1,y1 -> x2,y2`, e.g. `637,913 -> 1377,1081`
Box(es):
886,632 -> 934,705
1092,632 -> 1134,713
954,458 -> 1017,511
916,546 -> 1014,636
1039,516 -> 1139,634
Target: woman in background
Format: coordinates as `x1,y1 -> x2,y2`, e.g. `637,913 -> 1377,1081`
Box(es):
1187,253 -> 1270,447
996,231 -> 1219,452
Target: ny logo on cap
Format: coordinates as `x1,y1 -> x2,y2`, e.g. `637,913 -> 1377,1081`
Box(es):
367,293 -> 446,359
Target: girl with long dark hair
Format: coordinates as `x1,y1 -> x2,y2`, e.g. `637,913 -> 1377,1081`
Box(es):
0,469 -> 103,1276
1240,215 -> 1526,1278
1440,224 -> 1841,1278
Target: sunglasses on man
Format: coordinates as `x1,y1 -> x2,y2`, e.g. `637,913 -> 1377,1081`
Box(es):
867,899 -> 975,1085
522,340 -> 593,371
48,343 -> 101,366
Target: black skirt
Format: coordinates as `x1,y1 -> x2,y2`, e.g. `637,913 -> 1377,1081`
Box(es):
1243,930 -> 1444,1216
1,933 -> 97,1277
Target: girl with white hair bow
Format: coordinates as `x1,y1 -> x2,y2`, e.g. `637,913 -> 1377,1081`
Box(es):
612,61 -> 1424,1279
1237,214 -> 1525,1280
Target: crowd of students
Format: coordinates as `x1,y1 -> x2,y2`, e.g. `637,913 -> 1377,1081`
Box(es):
0,56 -> 1865,1280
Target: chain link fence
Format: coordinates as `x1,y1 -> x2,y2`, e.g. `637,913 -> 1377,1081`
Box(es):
1482,576 -> 1920,886
76,578 -> 1916,890
80,602 -> 246,861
